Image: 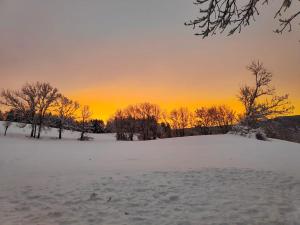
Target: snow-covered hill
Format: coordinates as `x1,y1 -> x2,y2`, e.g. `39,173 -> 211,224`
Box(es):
1,122 -> 300,224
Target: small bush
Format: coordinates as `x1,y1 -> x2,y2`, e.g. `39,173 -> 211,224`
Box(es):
230,125 -> 268,141
256,132 -> 267,141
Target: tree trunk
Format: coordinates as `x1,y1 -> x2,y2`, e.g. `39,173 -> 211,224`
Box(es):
37,114 -> 44,139
37,117 -> 42,139
80,122 -> 85,140
31,124 -> 34,137
30,113 -> 36,137
33,124 -> 37,138
37,124 -> 42,139
59,127 -> 62,139
4,126 -> 8,136
58,121 -> 62,139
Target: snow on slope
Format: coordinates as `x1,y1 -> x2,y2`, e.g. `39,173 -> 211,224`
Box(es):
0,122 -> 300,224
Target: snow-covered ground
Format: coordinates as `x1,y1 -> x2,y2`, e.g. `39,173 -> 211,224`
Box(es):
1,123 -> 300,224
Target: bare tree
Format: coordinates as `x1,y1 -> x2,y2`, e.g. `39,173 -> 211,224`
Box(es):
169,109 -> 180,136
178,107 -> 190,136
114,110 -> 130,140
170,107 -> 190,136
36,83 -> 59,139
136,103 -> 161,140
238,60 -> 294,127
124,105 -> 139,140
185,0 -> 300,38
215,105 -> 236,132
19,83 -> 40,137
194,107 -> 213,134
79,105 -> 92,141
55,95 -> 79,139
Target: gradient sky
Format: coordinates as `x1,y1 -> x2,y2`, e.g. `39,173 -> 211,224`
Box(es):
0,0 -> 299,120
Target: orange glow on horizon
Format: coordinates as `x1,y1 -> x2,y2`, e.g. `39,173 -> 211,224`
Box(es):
68,87 -> 300,122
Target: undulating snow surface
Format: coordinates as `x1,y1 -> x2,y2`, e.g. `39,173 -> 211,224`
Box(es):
1,123 -> 300,225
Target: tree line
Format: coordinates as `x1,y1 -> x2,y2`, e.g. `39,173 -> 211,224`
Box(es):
0,84 -> 237,141
108,60 -> 293,141
107,104 -> 236,141
0,61 -> 294,141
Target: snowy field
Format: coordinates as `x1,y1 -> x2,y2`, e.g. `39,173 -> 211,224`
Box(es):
1,123 -> 300,225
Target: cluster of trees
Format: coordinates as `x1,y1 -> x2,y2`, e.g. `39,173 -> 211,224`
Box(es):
107,103 -> 236,141
168,106 -> 235,137
110,103 -> 162,141
194,105 -> 236,135
0,82 -> 95,140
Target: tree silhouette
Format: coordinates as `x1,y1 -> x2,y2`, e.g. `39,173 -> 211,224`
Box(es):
238,60 -> 294,127
55,95 -> 79,139
79,105 -> 92,141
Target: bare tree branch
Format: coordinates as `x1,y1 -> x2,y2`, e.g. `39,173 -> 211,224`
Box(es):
185,0 -> 300,38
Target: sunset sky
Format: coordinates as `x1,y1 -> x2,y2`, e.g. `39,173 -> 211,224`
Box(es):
0,0 -> 299,120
